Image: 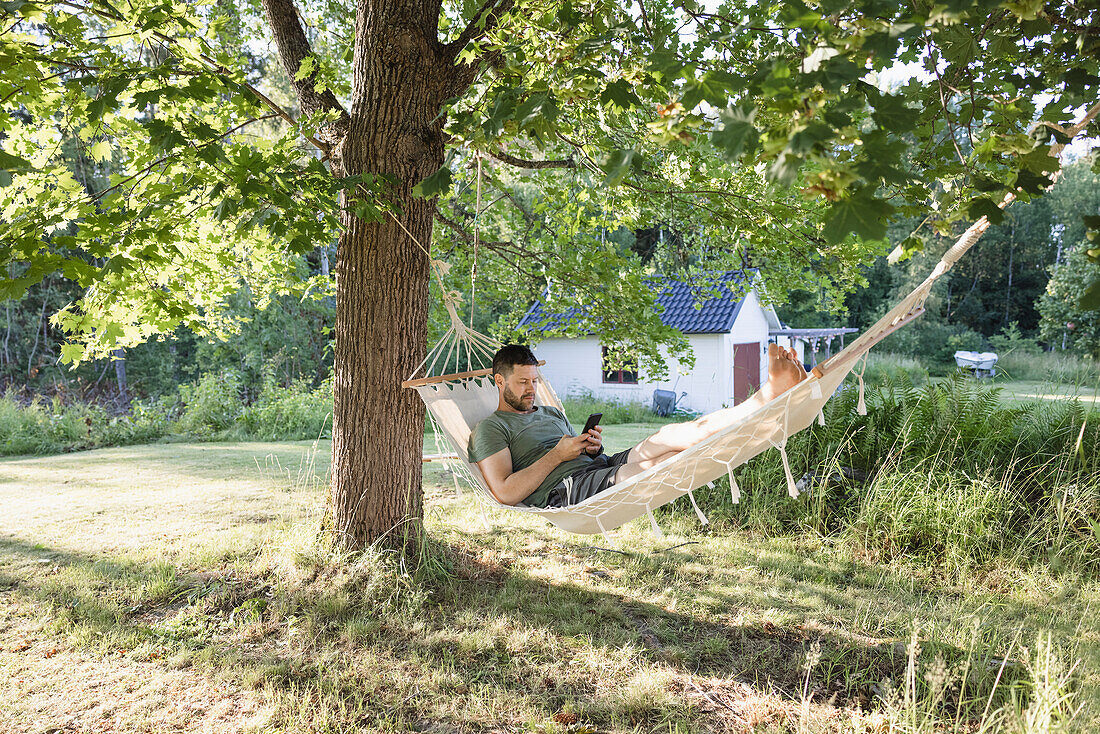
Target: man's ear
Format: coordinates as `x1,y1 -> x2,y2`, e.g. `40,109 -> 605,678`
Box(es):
493,373 -> 504,389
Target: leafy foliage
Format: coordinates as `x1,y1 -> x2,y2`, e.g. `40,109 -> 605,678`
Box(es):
1039,243 -> 1100,358
3,0 -> 1097,367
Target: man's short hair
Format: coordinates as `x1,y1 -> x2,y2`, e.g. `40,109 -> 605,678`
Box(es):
492,344 -> 538,377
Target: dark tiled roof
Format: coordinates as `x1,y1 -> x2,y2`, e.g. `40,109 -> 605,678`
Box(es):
519,271 -> 750,335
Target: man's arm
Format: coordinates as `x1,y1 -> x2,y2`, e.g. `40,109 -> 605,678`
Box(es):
476,434 -> 592,506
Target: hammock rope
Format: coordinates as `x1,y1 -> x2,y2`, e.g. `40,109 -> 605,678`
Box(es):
400,103 -> 1098,535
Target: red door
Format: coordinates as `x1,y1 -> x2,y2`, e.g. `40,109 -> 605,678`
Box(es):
732,343 -> 761,405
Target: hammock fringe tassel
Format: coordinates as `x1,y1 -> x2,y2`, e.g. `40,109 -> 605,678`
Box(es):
688,490 -> 709,526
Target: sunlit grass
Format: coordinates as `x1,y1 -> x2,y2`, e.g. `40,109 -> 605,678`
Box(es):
0,432 -> 1097,732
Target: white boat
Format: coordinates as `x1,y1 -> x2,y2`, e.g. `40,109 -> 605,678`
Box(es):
953,350 -> 998,377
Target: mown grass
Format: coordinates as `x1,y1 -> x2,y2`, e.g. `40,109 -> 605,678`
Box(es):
1,412 -> 1097,732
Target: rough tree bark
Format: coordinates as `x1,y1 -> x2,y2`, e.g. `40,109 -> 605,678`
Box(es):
261,0 -> 496,551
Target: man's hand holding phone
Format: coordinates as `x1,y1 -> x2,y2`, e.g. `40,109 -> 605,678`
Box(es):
581,413 -> 603,456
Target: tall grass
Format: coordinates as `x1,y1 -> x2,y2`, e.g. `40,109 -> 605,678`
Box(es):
705,373 -> 1100,576
866,627 -> 1082,734
996,350 -> 1100,385
861,352 -> 930,387
0,392 -> 171,455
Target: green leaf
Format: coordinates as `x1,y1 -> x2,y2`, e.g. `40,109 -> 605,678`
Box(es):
89,140 -> 111,162
412,165 -> 452,199
1014,168 -> 1053,195
888,235 -> 924,264
294,56 -> 316,82
967,197 -> 1005,225
1079,278 -> 1100,311
710,106 -> 758,161
600,80 -> 641,110
59,343 -> 86,365
870,91 -> 917,133
0,149 -> 33,172
1084,215 -> 1100,245
821,192 -> 894,244
1018,145 -> 1058,174
601,148 -> 642,187
787,121 -> 833,155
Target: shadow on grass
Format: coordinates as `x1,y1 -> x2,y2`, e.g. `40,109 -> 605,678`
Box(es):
0,531 -> 1037,733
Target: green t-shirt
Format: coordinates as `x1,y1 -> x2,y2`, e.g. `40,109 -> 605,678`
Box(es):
467,406 -> 595,507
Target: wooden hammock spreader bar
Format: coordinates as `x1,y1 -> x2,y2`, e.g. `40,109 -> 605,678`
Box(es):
811,307 -> 925,379
423,452 -> 460,463
402,360 -> 547,388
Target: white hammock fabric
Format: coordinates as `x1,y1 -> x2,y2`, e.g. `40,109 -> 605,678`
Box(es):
406,105 -> 1098,536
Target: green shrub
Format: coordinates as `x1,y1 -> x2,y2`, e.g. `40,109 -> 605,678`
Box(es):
238,376 -> 333,441
0,393 -> 173,456
176,369 -> 243,435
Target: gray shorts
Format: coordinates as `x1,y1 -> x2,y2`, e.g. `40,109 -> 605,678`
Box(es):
544,448 -> 633,507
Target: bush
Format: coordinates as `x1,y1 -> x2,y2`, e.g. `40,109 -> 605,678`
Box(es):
176,369 -> 244,436
238,376 -> 333,441
0,392 -> 173,456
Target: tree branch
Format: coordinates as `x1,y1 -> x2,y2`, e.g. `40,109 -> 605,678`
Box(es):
259,0 -> 350,150
445,0 -> 514,58
485,148 -> 575,169
443,0 -> 515,93
56,0 -> 334,156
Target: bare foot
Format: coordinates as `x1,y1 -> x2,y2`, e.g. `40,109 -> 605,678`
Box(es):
760,343 -> 808,401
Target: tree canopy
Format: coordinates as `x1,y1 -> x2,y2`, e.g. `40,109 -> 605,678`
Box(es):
2,0 -> 1097,368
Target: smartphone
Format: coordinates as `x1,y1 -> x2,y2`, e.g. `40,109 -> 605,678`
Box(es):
581,413 -> 602,436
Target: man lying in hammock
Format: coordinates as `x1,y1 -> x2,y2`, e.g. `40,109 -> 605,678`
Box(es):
468,343 -> 808,508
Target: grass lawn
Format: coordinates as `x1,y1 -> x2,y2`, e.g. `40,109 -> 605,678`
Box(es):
995,380 -> 1100,407
1,431 -> 1097,733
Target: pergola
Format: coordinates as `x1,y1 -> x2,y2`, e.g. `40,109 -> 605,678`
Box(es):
769,327 -> 860,367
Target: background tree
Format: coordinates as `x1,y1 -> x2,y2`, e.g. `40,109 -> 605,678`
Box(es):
1040,244 -> 1100,357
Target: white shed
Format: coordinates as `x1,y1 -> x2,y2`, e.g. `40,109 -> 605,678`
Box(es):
519,272 -> 786,415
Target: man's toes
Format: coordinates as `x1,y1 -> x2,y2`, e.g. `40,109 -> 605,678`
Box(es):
768,343 -> 780,358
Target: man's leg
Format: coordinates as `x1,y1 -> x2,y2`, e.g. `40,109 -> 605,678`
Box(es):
614,344 -> 808,481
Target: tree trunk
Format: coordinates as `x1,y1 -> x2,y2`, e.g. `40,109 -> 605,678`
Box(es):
263,0 -> 465,551
1004,220 -> 1015,328
327,0 -> 448,552
112,347 -> 129,404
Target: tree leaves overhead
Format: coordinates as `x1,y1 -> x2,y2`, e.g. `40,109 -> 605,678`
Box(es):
2,0 -> 1098,362
821,190 -> 895,245
711,106 -> 759,161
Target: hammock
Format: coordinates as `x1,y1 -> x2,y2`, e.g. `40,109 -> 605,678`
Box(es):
404,106 -> 1097,537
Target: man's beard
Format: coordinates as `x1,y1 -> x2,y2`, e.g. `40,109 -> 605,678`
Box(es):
503,386 -> 535,411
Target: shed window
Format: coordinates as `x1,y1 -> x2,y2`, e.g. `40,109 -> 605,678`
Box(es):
601,347 -> 638,384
